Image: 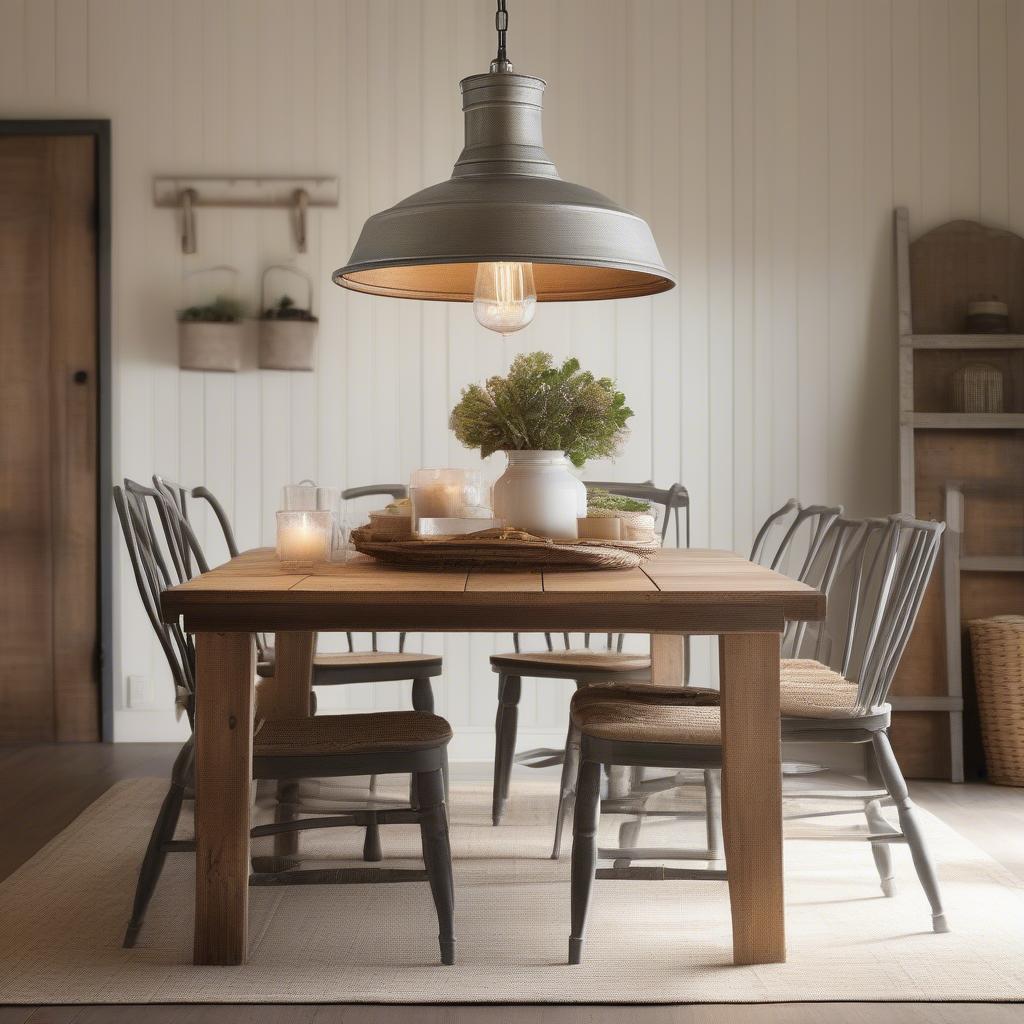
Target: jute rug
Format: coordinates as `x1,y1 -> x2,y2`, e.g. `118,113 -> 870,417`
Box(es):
1,776 -> 1023,1004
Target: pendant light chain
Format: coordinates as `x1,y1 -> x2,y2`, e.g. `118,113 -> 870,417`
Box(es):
492,0 -> 512,72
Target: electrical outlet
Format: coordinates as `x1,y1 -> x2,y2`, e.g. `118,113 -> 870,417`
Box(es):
126,674 -> 154,708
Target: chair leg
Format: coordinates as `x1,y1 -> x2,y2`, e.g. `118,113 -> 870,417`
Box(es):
408,677 -> 433,808
273,779 -> 301,860
864,743 -> 896,896
492,674 -> 522,825
551,719 -> 581,859
605,764 -> 632,800
412,676 -> 435,713
872,731 -> 949,932
568,758 -> 603,964
362,811 -> 383,861
123,781 -> 185,948
415,768 -> 456,965
704,769 -> 724,864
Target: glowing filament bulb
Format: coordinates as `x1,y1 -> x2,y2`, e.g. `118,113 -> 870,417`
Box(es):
473,261 -> 537,335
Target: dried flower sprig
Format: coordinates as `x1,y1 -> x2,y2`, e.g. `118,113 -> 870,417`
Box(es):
449,352 -> 633,469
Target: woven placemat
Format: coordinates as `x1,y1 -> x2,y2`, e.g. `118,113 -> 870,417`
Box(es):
351,526 -> 659,570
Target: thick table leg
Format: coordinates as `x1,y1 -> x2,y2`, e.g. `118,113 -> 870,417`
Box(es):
650,634 -> 684,686
264,631 -> 315,717
194,631 -> 255,965
268,632 -> 315,859
719,631 -> 784,965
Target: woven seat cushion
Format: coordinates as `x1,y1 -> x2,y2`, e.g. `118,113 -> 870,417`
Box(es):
258,649 -> 442,679
254,711 -> 452,757
490,650 -> 652,674
571,687 -> 723,746
777,658 -> 861,718
569,659 -> 863,747
579,660 -> 862,718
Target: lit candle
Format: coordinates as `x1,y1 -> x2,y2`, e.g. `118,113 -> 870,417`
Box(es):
411,484 -> 463,519
276,510 -> 331,563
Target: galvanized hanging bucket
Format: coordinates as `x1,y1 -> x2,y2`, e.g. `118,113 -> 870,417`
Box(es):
178,265 -> 245,372
258,264 -> 318,371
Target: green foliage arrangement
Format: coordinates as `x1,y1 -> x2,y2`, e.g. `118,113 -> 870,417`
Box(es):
586,488 -> 651,514
449,352 -> 633,469
262,294 -> 318,322
178,295 -> 245,323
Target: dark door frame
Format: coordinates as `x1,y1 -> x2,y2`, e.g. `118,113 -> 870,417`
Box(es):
0,120 -> 113,741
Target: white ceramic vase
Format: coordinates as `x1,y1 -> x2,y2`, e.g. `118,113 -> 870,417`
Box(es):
492,450 -> 585,539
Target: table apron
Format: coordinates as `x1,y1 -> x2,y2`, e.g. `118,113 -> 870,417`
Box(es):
180,602 -> 790,635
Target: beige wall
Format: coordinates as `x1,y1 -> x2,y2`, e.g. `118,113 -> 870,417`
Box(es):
2,0 -> 1020,751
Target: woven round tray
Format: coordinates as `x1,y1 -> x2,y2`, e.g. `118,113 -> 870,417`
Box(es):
351,526 -> 659,570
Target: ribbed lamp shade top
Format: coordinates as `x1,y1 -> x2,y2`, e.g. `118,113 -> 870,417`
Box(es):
333,72 -> 674,302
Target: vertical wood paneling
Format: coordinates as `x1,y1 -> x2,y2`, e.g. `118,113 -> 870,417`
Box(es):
826,0 -> 866,512
649,0 -> 682,489
0,0 -> 26,102
752,0 -> 776,524
706,0 -> 735,552
1007,0 -> 1024,233
862,0 -> 897,517
978,0 -> 1009,225
54,0 -> 88,105
2,0 -> 1014,749
919,0 -> 952,227
795,0 -> 830,506
24,0 -> 55,101
678,0 -> 710,540
731,0 -> 755,548
768,1 -> 799,512
948,0 -> 980,218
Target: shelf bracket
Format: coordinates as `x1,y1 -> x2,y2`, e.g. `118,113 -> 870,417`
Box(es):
154,175 -> 339,254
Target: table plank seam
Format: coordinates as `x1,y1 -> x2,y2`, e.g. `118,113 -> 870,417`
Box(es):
640,565 -> 663,592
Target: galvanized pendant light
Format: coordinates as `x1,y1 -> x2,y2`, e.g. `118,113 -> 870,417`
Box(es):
333,0 -> 674,335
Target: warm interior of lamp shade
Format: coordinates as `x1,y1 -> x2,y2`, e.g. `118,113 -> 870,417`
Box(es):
335,262 -> 673,301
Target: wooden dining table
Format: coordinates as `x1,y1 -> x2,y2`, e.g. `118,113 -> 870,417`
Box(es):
160,546 -> 824,968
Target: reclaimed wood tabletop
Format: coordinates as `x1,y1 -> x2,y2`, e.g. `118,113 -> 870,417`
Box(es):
161,547 -> 824,969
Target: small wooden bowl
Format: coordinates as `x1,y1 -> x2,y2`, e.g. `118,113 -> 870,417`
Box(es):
577,516 -> 622,540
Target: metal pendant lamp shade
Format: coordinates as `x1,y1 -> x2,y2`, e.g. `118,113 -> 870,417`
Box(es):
333,70 -> 674,303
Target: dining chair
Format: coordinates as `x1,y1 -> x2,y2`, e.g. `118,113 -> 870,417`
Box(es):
153,476 -> 448,849
490,481 -> 689,833
115,481 -> 456,964
565,513 -> 946,963
153,476 -> 444,717
557,499 -> 843,862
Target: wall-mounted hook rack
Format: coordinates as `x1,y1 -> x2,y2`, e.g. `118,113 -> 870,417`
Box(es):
153,175 -> 339,254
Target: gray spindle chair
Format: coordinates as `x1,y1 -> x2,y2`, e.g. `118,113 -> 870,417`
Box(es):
115,481 -> 456,964
565,513 -> 947,964
153,477 -> 443,714
555,499 -> 843,861
490,482 -> 690,831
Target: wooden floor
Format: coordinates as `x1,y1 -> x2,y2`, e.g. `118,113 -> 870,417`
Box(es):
1,743 -> 1022,1024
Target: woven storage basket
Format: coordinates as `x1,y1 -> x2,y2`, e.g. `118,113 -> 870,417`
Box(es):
951,363 -> 1004,413
969,615 -> 1024,786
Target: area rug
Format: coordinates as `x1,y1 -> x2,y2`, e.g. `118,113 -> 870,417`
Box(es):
1,776 -> 1023,1004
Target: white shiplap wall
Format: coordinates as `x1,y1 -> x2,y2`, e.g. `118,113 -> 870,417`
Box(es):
2,0 -> 1022,754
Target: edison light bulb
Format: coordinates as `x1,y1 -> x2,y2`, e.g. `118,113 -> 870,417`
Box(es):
473,262 -> 537,335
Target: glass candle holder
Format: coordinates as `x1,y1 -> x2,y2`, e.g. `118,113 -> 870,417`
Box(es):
276,509 -> 332,564
282,483 -> 318,511
410,468 -> 485,529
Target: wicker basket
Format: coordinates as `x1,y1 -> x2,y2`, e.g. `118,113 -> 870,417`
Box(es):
351,525 -> 659,570
969,615 -> 1024,786
951,363 -> 1004,413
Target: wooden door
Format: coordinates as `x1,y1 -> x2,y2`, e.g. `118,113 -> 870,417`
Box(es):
0,134 -> 99,742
